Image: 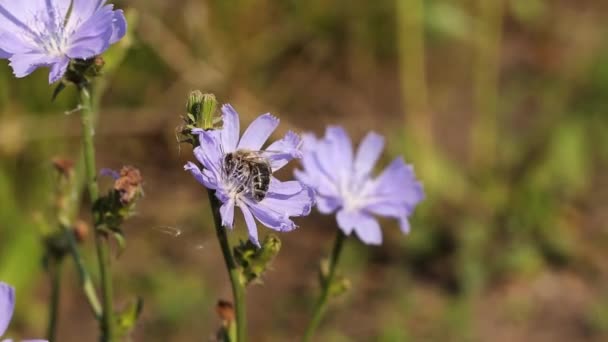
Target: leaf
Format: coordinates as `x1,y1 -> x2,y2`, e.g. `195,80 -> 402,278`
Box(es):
115,296 -> 144,339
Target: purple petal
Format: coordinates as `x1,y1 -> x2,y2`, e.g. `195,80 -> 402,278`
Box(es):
109,9 -> 126,44
318,126 -> 353,180
315,195 -> 341,214
194,129 -> 223,179
237,113 -> 279,151
261,178 -> 314,217
220,199 -> 235,228
220,104 -> 240,153
364,201 -> 411,234
8,53 -> 52,78
296,134 -> 340,198
353,214 -> 382,245
48,57 -> 69,83
265,131 -> 301,171
0,2 -> 40,35
336,210 -> 358,235
336,210 -> 382,245
354,132 -> 384,177
66,33 -> 111,59
399,216 -> 411,234
68,0 -> 105,27
239,204 -> 260,247
99,168 -> 120,180
66,5 -> 115,58
0,282 -> 15,336
246,200 -> 297,232
184,161 -> 216,189
0,32 -> 38,55
372,157 -> 424,208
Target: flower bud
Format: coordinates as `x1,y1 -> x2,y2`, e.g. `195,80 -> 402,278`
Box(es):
234,234 -> 282,286
186,91 -> 217,130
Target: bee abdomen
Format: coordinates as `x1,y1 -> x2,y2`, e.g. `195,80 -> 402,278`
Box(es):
251,163 -> 271,201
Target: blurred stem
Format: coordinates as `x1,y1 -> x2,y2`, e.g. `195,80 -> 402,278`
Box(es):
303,230 -> 346,342
396,0 -> 433,148
62,225 -> 103,319
59,155 -> 103,319
470,0 -> 504,169
80,86 -> 115,342
207,191 -> 246,342
46,258 -> 63,342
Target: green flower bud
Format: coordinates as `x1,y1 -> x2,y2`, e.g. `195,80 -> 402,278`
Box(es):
234,234 -> 282,286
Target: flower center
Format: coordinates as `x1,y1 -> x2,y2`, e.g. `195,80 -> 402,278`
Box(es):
21,6 -> 73,56
339,174 -> 372,212
222,151 -> 272,202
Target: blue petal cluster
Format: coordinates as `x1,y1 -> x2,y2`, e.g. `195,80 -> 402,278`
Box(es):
185,104 -> 314,247
296,127 -> 424,245
0,0 -> 126,83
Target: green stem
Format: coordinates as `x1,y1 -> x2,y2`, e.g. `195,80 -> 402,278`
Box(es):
470,0 -> 504,169
46,258 -> 63,342
207,191 -> 246,342
303,230 -> 346,341
396,0 -> 433,148
62,226 -> 103,318
79,86 -> 114,341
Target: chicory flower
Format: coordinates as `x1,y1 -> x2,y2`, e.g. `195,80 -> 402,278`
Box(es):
0,0 -> 126,83
0,281 -> 47,342
185,104 -> 314,247
295,126 -> 424,245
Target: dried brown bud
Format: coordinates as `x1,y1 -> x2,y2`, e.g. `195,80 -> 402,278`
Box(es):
73,220 -> 89,243
52,157 -> 74,178
114,166 -> 143,205
216,300 -> 235,325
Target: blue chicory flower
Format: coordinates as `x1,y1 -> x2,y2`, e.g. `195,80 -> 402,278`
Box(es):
185,104 -> 314,247
295,126 -> 424,245
0,0 -> 126,83
0,281 -> 47,342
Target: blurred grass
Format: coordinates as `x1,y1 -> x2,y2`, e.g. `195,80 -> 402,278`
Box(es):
1,0 -> 608,341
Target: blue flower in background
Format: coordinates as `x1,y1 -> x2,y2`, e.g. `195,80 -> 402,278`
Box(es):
0,281 -> 47,342
185,104 -> 314,247
0,0 -> 126,83
296,126 -> 424,245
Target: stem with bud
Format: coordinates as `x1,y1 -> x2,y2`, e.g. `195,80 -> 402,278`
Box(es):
303,230 -> 346,341
79,85 -> 115,342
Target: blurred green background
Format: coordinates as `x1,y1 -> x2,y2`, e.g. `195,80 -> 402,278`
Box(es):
1,0 -> 608,341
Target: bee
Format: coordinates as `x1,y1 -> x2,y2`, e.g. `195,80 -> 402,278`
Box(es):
223,150 -> 272,202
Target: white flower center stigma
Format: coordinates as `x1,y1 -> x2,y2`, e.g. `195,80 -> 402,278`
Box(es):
339,171 -> 372,212
21,5 -> 78,57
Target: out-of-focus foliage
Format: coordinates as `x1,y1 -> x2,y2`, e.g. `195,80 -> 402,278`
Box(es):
0,0 -> 607,341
